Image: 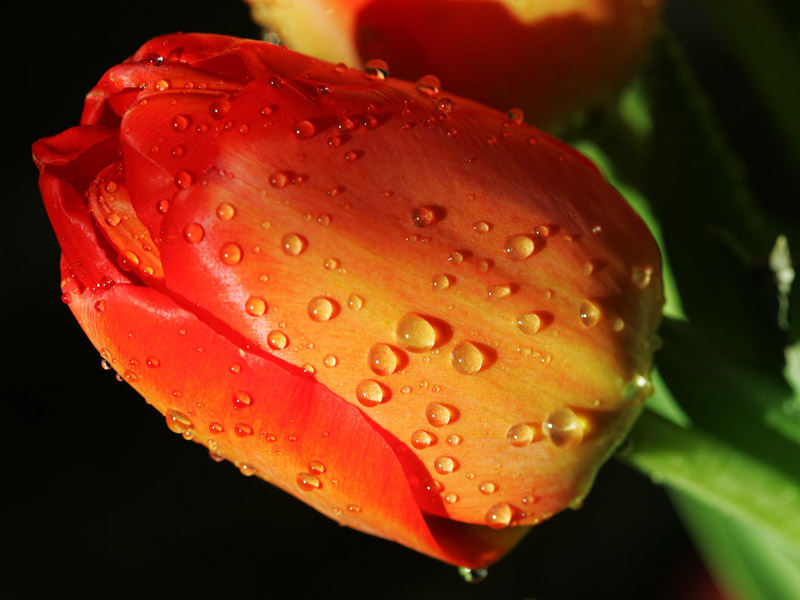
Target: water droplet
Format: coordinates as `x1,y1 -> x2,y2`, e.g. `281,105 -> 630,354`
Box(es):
581,262 -> 594,276
485,502 -> 513,529
165,409 -> 192,435
487,284 -> 512,300
396,313 -> 437,351
506,423 -> 535,447
105,213 -> 121,227
355,379 -> 388,406
297,472 -> 321,491
281,233 -> 306,256
543,407 -> 584,448
174,170 -> 193,189
424,479 -> 443,493
364,58 -> 389,80
235,423 -> 253,436
239,463 -> 257,476
344,150 -> 359,162
323,257 -> 340,271
448,251 -> 464,265
233,391 -> 253,409
503,234 -> 535,260
516,312 -> 541,335
216,203 -> 236,220
622,374 -> 653,403
94,300 -> 106,312
183,223 -> 204,243
411,429 -> 434,449
451,341 -> 484,374
416,74 -> 441,97
267,330 -> 288,349
425,402 -> 453,427
411,205 -> 441,228
347,294 -> 364,311
444,492 -> 458,504
270,172 -> 288,188
157,199 -> 170,214
171,114 -> 190,131
146,356 -> 160,368
437,97 -> 454,114
431,274 -> 452,290
473,221 -> 492,234
367,343 -> 400,375
347,504 -> 361,513
307,296 -> 337,322
579,300 -> 600,327
323,354 -> 338,368
245,296 -> 267,316
479,481 -> 497,495
446,434 -> 461,446
229,363 -> 242,374
209,422 -> 224,434
632,266 -> 653,288
309,460 -> 326,474
294,119 -> 316,139
219,242 -> 243,265
334,62 -> 347,74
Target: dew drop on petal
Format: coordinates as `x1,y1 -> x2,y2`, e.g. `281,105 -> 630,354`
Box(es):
219,242 -> 243,265
434,456 -> 456,474
297,472 -> 321,491
281,233 -> 306,256
239,463 -> 257,476
309,460 -> 326,474
183,223 -> 204,243
451,341 -> 484,374
307,296 -> 337,322
364,58 -> 389,80
347,294 -> 364,311
506,423 -> 535,447
437,97 -> 454,114
245,296 -> 267,316
396,313 -> 437,351
487,284 -> 512,300
267,330 -> 288,349
323,354 -> 338,368
411,205 -> 440,228
165,409 -> 192,435
479,481 -> 497,495
356,379 -> 387,407
425,402 -> 452,427
431,274 -> 452,290
367,343 -> 399,375
233,391 -> 253,409
632,266 -> 653,288
416,74 -> 441,97
516,312 -> 541,335
294,120 -> 316,139
503,234 -> 535,260
174,170 -> 193,189
411,429 -> 433,449
485,502 -> 513,529
622,374 -> 653,404
216,203 -> 236,220
543,407 -> 584,448
579,300 -> 600,327
473,221 -> 491,234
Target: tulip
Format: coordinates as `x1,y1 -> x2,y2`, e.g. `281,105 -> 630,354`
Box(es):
246,0 -> 664,129
33,33 -> 662,567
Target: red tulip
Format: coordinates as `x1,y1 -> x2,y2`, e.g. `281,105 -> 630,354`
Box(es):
246,0 -> 664,129
33,33 -> 662,567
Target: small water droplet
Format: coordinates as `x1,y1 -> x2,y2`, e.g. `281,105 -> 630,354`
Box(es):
448,251 -> 464,265
622,374 -> 653,403
396,313 -> 437,351
416,74 -> 441,97
183,223 -> 204,243
504,234 -> 535,260
444,492 -> 459,504
431,274 -> 452,290
411,205 -> 441,228
437,97 -> 454,114
632,266 -> 653,288
174,170 -> 193,189
209,422 -> 224,434
367,343 -> 400,375
171,114 -> 190,131
309,460 -> 326,474
543,407 -> 584,448
347,294 -> 364,311
323,354 -> 338,368
516,312 -> 541,335
344,150 -> 360,162
356,379 -> 388,406
267,330 -> 288,349
239,463 -> 257,476
235,423 -> 253,437
216,203 -> 236,220
479,481 -> 497,495
297,472 -> 321,491
219,242 -> 243,265
94,300 -> 106,312
364,58 -> 389,80
579,300 -> 600,327
323,257 -> 340,271
294,119 -> 316,139
425,402 -> 453,427
487,284 -> 512,300
146,356 -> 160,368
281,233 -> 306,256
233,391 -> 253,409
307,296 -> 338,322
165,409 -> 192,435
506,423 -> 535,447
485,502 -> 513,529
411,429 -> 434,449
451,341 -> 484,374
245,296 -> 267,316
446,434 -> 461,446
473,221 -> 492,234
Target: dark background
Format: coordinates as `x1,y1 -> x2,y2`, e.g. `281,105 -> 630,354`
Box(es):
7,1 -> 792,597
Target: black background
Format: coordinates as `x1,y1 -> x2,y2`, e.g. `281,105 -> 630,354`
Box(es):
7,1 -> 792,598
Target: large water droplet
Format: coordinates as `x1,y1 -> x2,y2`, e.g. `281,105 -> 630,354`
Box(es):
183,223 -> 205,243
451,341 -> 484,374
219,242 -> 243,265
416,74 -> 441,97
487,284 -> 512,300
297,472 -> 321,491
356,379 -> 388,406
281,233 -> 306,256
485,502 -> 513,529
245,296 -> 267,316
309,460 -> 326,474
543,407 -> 584,448
431,274 -> 452,290
506,423 -> 535,447
411,429 -> 434,449
479,481 -> 497,495
294,119 -> 316,139
516,312 -> 541,335
434,456 -> 456,474
503,234 -> 535,260
216,202 -> 236,221
364,58 -> 389,80
307,296 -> 337,322
165,409 -> 192,435
425,402 -> 453,427
267,330 -> 288,349
411,205 -> 442,228
233,390 -> 253,409
579,300 -> 600,327
396,313 -> 437,351
347,294 -> 364,311
367,343 -> 400,375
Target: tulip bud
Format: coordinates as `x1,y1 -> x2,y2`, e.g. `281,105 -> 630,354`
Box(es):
34,33 -> 662,567
246,0 -> 664,129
